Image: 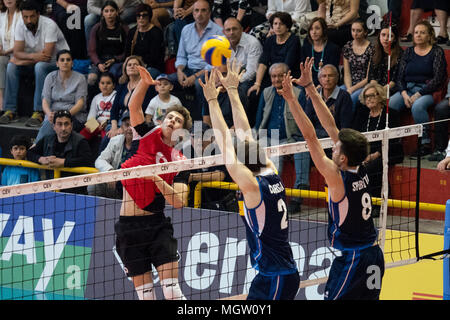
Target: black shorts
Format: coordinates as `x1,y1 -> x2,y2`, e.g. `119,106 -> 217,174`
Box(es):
114,213 -> 179,277
324,245 -> 385,300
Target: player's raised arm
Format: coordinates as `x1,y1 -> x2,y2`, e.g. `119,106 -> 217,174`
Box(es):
218,59 -> 253,141
278,71 -> 344,201
199,69 -> 259,193
129,66 -> 158,127
294,58 -> 340,143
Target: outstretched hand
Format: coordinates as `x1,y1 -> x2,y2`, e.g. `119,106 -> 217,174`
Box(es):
217,59 -> 245,90
292,57 -> 315,88
198,69 -> 222,102
137,66 -> 158,87
277,71 -> 296,102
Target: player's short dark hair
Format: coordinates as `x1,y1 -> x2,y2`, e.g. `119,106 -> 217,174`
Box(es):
165,105 -> 192,130
338,128 -> 369,167
10,135 -> 32,150
235,139 -> 268,173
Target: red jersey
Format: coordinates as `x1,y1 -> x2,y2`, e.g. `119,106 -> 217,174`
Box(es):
121,125 -> 186,210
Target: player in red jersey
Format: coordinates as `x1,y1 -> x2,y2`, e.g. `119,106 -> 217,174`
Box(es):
115,66 -> 192,300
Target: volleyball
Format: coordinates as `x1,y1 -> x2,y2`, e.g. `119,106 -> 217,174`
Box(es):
201,35 -> 232,67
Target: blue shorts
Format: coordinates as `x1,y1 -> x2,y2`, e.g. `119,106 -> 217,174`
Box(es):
247,272 -> 300,300
324,245 -> 385,300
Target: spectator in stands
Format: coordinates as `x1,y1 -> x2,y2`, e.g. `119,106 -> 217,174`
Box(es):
289,64 -> 353,214
223,17 -> 262,119
169,0 -> 197,54
437,140 -> 450,172
300,17 -> 340,86
351,83 -> 403,215
84,0 -> 141,45
124,3 -> 164,79
400,0 -> 449,45
1,135 -> 40,185
79,71 -> 116,142
87,1 -> 129,84
249,0 -> 311,44
144,0 -> 173,30
247,11 -> 301,97
389,20 -> 447,157
428,81 -> 450,162
88,112 -> 132,198
202,62 -> 248,128
368,20 -> 403,95
27,110 -> 93,193
316,0 -> 362,49
341,19 -> 374,112
101,55 -> 153,151
52,0 -> 88,59
145,73 -> 181,125
0,0 -> 21,111
35,49 -> 87,143
0,0 -> 69,126
211,0 -> 264,31
253,62 -> 305,212
169,0 -> 223,121
175,122 -> 239,212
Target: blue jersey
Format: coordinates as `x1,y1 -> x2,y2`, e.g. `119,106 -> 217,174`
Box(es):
242,169 -> 297,276
328,166 -> 378,251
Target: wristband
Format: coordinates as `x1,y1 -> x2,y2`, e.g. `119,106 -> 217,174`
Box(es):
304,82 -> 313,88
226,86 -> 237,90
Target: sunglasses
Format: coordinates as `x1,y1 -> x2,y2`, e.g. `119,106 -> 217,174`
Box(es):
136,13 -> 149,19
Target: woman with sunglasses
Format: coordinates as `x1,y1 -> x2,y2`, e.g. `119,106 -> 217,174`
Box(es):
124,3 -> 164,79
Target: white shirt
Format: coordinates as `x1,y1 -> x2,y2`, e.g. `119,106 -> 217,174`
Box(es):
14,15 -> 69,62
230,32 -> 262,83
145,94 -> 182,125
0,10 -> 21,52
266,0 -> 311,22
87,90 -> 117,124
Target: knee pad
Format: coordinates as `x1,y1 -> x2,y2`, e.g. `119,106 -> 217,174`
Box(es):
135,282 -> 155,300
161,278 -> 186,300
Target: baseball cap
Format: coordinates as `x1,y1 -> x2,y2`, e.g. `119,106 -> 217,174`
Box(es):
156,74 -> 172,83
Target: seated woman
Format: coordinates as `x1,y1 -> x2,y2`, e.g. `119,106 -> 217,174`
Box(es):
99,55 -> 154,152
87,1 -> 129,85
389,20 -> 447,157
341,19 -> 374,112
351,83 -> 403,215
124,3 -> 164,79
316,0 -> 361,49
300,17 -> 340,86
249,0 -> 311,44
368,20 -> 403,95
247,11 -> 301,96
0,0 -> 21,111
35,49 -> 88,143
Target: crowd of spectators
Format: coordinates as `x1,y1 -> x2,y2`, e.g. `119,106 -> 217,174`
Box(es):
0,0 -> 448,212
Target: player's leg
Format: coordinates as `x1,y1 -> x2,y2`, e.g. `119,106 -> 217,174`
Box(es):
132,272 -> 156,300
157,261 -> 186,300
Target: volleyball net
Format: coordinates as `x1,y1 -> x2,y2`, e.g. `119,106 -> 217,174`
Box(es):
0,123 -> 445,300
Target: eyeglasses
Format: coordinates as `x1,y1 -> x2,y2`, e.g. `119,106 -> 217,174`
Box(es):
136,13 -> 149,19
364,93 -> 379,99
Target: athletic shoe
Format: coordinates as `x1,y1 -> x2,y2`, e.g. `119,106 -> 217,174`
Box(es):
25,111 -> 44,127
428,150 -> 446,162
437,36 -> 449,45
410,145 -> 432,159
0,110 -> 17,124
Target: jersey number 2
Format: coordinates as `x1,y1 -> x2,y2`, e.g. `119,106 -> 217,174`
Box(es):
277,199 -> 288,230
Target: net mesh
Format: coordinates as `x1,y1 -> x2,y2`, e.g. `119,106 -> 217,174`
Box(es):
0,123 -> 438,300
